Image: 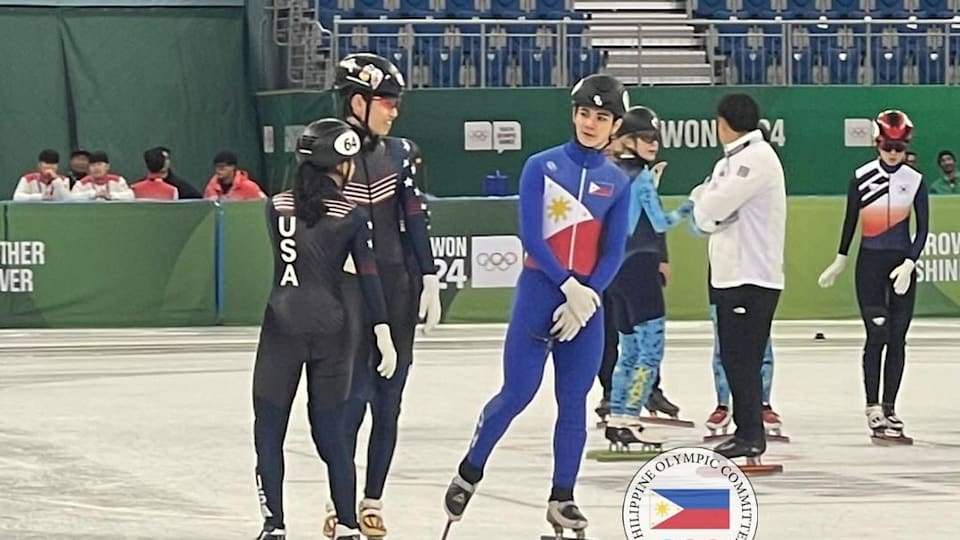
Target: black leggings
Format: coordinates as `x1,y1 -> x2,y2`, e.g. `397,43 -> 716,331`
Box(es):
253,307 -> 360,530
343,264 -> 421,501
855,248 -> 916,409
714,284 -> 780,445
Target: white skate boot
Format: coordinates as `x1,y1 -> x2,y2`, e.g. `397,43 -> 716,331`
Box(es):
865,404 -> 887,436
546,500 -> 588,539
333,524 -> 361,540
359,498 -> 387,538
874,405 -> 913,444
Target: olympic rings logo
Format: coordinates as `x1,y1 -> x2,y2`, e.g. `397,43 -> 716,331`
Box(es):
849,127 -> 868,137
475,251 -> 518,271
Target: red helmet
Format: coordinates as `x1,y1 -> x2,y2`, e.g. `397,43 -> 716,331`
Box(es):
873,109 -> 914,144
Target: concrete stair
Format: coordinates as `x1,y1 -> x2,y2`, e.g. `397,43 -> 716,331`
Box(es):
574,0 -> 713,85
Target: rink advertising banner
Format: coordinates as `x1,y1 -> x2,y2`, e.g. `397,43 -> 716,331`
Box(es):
248,86 -> 960,198
0,202 -> 218,327
3,196 -> 960,327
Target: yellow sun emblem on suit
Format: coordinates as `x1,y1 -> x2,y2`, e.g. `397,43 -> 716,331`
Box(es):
547,197 -> 571,222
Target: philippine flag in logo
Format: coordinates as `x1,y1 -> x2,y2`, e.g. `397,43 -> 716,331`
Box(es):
588,181 -> 614,197
648,489 -> 729,529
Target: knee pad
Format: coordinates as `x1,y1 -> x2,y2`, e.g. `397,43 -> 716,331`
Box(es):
863,307 -> 890,345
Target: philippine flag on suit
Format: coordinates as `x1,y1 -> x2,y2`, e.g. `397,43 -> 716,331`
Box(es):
649,489 -> 730,529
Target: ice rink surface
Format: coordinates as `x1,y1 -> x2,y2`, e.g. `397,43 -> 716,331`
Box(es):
1,320 -> 959,540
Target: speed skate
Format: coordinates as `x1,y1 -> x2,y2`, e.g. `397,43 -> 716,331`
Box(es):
538,501 -> 594,540
866,405 -> 913,446
587,420 -> 665,462
737,455 -> 784,476
702,405 -> 791,443
639,388 -> 695,428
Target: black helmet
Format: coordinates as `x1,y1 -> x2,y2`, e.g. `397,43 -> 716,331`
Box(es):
570,74 -> 629,118
333,53 -> 406,98
295,118 -> 362,169
616,106 -> 662,143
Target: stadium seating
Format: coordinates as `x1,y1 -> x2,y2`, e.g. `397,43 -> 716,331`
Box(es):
698,0 -> 960,85
318,0 -> 603,87
321,0 -> 960,87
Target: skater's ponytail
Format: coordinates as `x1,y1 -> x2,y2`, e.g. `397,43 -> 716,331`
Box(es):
294,161 -> 345,228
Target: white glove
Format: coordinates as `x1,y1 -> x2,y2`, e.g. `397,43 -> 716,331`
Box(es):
650,161 -> 668,189
550,303 -> 582,342
817,254 -> 848,288
559,276 -> 601,326
373,323 -> 397,379
889,259 -> 916,295
418,274 -> 442,333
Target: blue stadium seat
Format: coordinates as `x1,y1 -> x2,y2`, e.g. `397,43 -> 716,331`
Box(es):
918,0 -> 952,17
782,0 -> 819,17
716,24 -> 748,56
522,48 -> 555,86
505,24 -> 538,55
873,0 -> 908,17
696,0 -> 733,17
535,0 -> 567,17
444,0 -> 483,16
354,0 -> 389,16
827,0 -> 866,17
825,47 -> 861,83
412,23 -> 444,55
430,47 -> 463,87
455,23 -> 483,53
567,48 -> 603,83
491,0 -> 523,17
399,0 -> 435,16
565,22 -> 585,51
789,49 -> 814,84
872,49 -> 903,84
740,0 -> 776,17
732,49 -> 771,84
897,24 -> 928,55
917,47 -> 946,83
806,23 -> 838,63
762,25 -> 785,57
369,24 -> 401,52
478,48 -> 507,86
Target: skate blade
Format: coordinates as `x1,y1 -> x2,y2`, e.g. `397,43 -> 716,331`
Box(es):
702,433 -> 732,443
740,457 -> 784,475
766,434 -> 791,443
871,434 -> 914,446
638,415 -> 696,428
586,448 -> 661,462
440,519 -> 453,540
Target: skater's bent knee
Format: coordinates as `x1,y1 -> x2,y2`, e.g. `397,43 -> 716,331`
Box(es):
863,308 -> 890,344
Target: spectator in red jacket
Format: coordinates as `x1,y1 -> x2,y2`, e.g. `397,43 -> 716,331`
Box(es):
12,149 -> 71,202
203,151 -> 265,201
72,151 -> 135,201
131,148 -> 180,200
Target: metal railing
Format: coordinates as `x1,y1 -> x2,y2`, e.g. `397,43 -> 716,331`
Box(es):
295,15 -> 960,87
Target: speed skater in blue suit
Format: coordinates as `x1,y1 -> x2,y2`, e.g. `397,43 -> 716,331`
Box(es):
601,106 -> 693,452
440,74 -> 632,539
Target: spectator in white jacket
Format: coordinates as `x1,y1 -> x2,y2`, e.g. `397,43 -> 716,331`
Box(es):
71,151 -> 135,201
12,149 -> 72,202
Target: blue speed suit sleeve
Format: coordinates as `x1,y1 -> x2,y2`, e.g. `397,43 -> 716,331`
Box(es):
586,185 -> 630,291
518,159 -> 571,286
349,209 -> 390,326
909,180 -> 929,261
395,139 -> 438,275
632,169 -> 693,234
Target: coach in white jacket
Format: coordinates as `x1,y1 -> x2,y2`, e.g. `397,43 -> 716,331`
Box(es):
689,94 -> 786,460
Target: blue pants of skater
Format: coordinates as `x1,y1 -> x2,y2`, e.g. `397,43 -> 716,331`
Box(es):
609,316 -> 665,417
711,304 -> 773,405
463,268 -> 604,496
